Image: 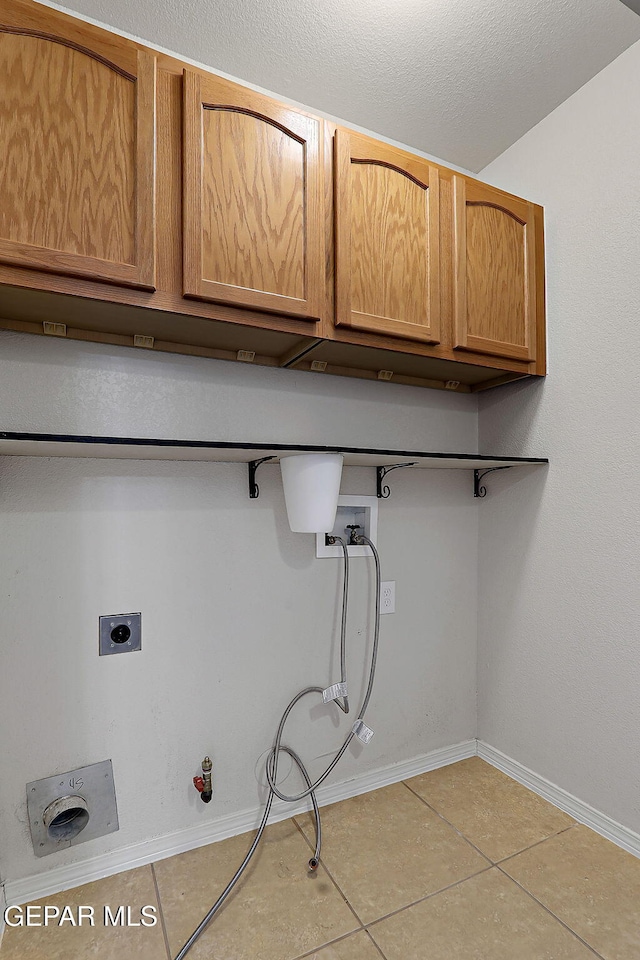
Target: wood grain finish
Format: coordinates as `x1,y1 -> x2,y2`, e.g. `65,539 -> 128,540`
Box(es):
351,164 -> 428,325
467,205 -> 525,344
453,176 -> 536,362
0,35 -> 137,262
0,28 -> 156,289
202,109 -> 305,299
0,0 -> 139,76
183,71 -> 324,321
0,0 -> 546,391
0,26 -> 135,79
335,128 -> 440,344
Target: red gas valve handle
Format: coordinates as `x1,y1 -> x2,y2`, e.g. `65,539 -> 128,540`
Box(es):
193,776 -> 205,793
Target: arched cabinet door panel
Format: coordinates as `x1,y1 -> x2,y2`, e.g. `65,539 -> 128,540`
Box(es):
0,28 -> 156,289
453,176 -> 537,362
183,71 -> 324,322
334,128 -> 440,344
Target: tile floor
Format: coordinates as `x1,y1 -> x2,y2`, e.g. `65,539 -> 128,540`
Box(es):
2,757 -> 640,959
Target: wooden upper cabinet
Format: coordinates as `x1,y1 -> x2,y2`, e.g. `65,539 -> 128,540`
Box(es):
182,72 -> 324,322
334,128 -> 440,344
453,176 -> 537,363
0,14 -> 156,289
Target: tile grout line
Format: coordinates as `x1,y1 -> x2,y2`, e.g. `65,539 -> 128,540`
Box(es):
291,816 -> 364,927
494,864 -> 607,960
291,814 -> 494,957
364,927 -> 389,960
155,782 -> 595,960
290,780 -> 600,959
150,862 -> 173,960
291,930 -> 367,960
402,779 -> 580,867
400,776 -> 605,955
291,817 -> 365,925
292,797 -> 521,943
290,817 -> 365,959
361,865 -> 494,931
494,823 -> 578,866
401,780 -> 494,865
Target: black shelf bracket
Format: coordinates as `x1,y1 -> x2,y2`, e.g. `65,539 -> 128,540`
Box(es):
248,456 -> 275,499
376,462 -> 417,499
473,466 -> 512,498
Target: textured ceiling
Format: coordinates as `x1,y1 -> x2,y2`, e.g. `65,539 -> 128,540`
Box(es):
47,0 -> 640,172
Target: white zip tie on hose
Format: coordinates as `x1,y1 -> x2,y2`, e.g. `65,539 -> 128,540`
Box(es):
174,534 -> 382,960
352,719 -> 375,743
323,681 -> 348,703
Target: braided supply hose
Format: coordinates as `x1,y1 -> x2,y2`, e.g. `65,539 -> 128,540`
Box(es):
174,535 -> 381,960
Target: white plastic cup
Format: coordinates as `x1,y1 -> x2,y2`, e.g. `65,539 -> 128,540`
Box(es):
280,454 -> 343,533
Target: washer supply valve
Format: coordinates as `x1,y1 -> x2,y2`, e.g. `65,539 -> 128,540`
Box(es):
193,757 -> 213,803
346,524 -> 363,545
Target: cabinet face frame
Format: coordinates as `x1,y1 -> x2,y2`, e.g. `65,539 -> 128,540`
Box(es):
0,31 -> 156,290
182,71 -> 324,323
453,175 -> 537,362
334,127 -> 441,344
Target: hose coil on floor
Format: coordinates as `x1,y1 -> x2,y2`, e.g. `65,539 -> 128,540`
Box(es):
174,535 -> 381,960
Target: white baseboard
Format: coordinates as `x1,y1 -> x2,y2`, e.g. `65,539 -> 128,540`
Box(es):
5,739 -> 476,906
7,740 -> 639,906
478,741 -> 640,859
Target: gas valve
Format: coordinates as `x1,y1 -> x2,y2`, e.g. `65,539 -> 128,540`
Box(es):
193,757 -> 212,803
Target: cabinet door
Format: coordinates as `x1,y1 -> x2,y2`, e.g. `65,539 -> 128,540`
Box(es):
0,29 -> 156,289
453,176 -> 537,362
183,72 -> 324,322
334,128 -> 440,344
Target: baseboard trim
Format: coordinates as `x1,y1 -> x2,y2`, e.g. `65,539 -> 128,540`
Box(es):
5,739 -> 476,905
478,741 -> 640,859
8,740 -> 639,906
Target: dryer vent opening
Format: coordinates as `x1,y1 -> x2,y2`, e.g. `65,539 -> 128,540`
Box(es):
27,759 -> 118,857
43,796 -> 90,842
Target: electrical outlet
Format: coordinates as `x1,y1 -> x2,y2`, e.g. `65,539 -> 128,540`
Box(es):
380,581 -> 395,615
99,613 -> 141,656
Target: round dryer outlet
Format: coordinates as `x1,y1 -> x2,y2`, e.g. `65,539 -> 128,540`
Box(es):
27,760 -> 118,857
43,795 -> 90,842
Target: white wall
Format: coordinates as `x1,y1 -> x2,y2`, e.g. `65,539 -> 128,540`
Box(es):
477,41 -> 640,831
0,330 -> 479,885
